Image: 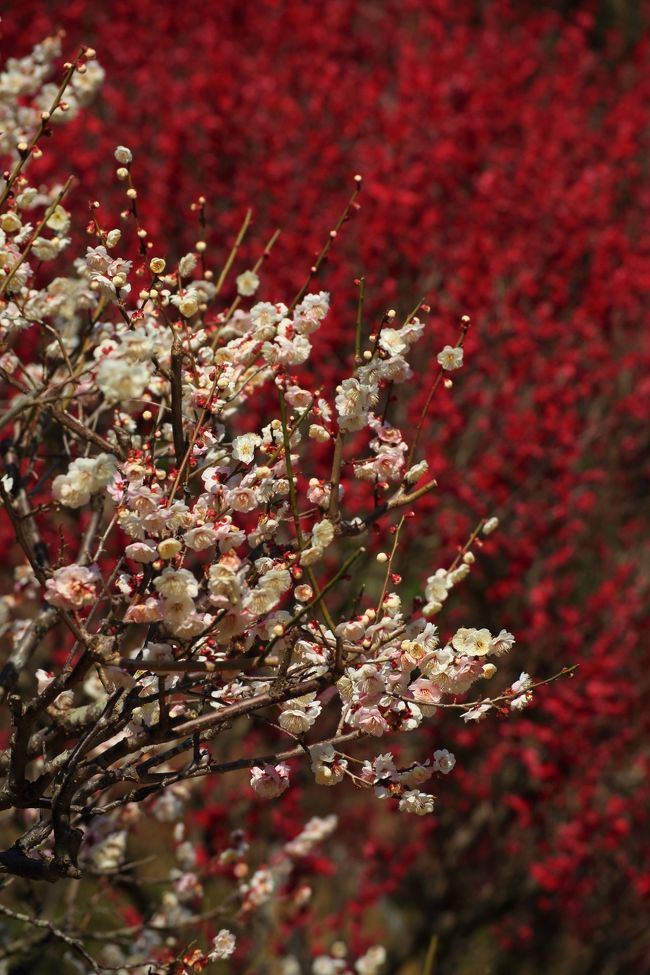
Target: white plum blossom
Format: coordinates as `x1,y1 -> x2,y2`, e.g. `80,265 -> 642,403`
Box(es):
308,743 -> 348,786
45,564 -> 99,610
405,459 -> 429,484
511,692 -> 533,711
52,453 -> 117,508
309,423 -> 331,442
279,694 -> 322,734
461,702 -> 493,723
355,946 -> 387,975
309,742 -> 337,766
285,384 -> 313,409
114,145 -> 132,164
492,628 -> 516,655
350,706 -> 388,737
245,566 -> 291,616
398,790 -> 435,815
285,815 -> 338,857
232,432 -> 262,463
378,327 -> 408,356
96,358 -> 150,402
296,291 -> 330,320
84,830 -> 127,873
436,344 -> 463,370
250,763 -> 290,799
182,523 -> 219,551
313,957 -> 347,975
335,377 -> 378,432
236,269 -> 260,296
153,567 -> 199,601
301,518 -> 335,565
482,516 -> 500,534
512,671 -> 533,694
399,762 -> 433,788
451,627 -> 493,657
170,289 -> 200,317
0,48 -> 530,949
250,300 -> 281,331
312,759 -> 347,786
124,539 -> 158,563
433,749 -> 456,774
208,929 -> 236,960
422,568 -> 453,616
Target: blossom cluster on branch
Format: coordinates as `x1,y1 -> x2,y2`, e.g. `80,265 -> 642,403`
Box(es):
0,37 -> 556,974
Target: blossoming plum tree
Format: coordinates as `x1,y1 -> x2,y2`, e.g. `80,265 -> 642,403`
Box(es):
0,39 -> 563,974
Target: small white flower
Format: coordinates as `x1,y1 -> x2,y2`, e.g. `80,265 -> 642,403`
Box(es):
171,290 -> 199,318
153,567 -> 199,600
279,697 -> 322,734
250,763 -> 290,799
96,358 -> 150,403
45,564 -> 99,610
114,145 -> 132,164
236,269 -> 260,297
432,748 -> 456,774
461,702 -> 492,723
178,252 -> 197,277
183,524 -> 219,551
451,626 -> 493,657
309,424 -> 331,442
232,432 -> 262,464
424,568 -> 452,604
297,291 -> 330,320
335,377 -> 378,432
491,629 -> 515,655
379,327 -> 409,356
511,692 -> 533,711
436,345 -> 463,370
250,301 -> 280,329
208,929 -> 236,960
313,957 -> 346,975
45,204 -> 70,233
511,671 -> 532,695
482,516 -> 499,535
398,789 -> 435,815
404,459 -> 428,485
311,518 -> 334,550
125,539 -> 158,563
355,946 -> 387,975
309,742 -> 336,766
84,829 -> 127,873
313,760 -> 347,786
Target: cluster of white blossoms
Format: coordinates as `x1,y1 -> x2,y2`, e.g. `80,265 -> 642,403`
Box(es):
0,36 -> 104,158
2,98 -> 521,813
0,34 -> 551,975
0,38 -> 556,975
51,452 -> 117,507
306,945 -> 387,975
334,317 -> 422,434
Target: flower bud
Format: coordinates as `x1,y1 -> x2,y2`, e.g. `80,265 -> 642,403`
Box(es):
482,517 -> 499,535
